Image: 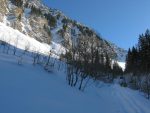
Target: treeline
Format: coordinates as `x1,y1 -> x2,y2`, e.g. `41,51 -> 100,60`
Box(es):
0,39 -> 64,74
64,35 -> 123,91
44,13 -> 57,28
10,0 -> 43,16
125,29 -> 150,99
10,0 -> 23,7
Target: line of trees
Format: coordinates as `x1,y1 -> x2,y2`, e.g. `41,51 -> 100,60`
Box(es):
64,35 -> 123,91
31,6 -> 42,16
10,0 -> 23,7
0,38 -> 59,72
44,13 -> 57,28
125,29 -> 150,99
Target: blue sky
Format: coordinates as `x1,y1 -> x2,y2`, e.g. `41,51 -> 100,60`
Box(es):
43,0 -> 150,50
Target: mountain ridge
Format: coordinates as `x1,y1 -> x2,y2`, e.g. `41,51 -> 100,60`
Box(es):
0,0 -> 127,61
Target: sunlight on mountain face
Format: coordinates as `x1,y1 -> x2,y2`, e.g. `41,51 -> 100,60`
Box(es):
0,0 -> 149,113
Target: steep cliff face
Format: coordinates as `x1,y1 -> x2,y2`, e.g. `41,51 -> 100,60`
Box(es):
0,0 -> 127,61
0,0 -> 8,21
1,0 -> 51,44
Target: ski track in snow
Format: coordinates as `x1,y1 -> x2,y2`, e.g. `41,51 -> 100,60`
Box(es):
94,84 -> 150,113
116,85 -> 150,113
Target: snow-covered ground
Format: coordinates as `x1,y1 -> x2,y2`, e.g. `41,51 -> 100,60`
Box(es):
0,21 -> 149,113
0,50 -> 150,113
118,61 -> 126,71
0,22 -> 66,58
0,22 -> 50,54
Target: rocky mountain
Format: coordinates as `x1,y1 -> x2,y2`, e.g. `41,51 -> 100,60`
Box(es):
0,0 -> 127,61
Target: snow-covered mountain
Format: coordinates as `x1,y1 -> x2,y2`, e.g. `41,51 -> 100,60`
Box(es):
0,1 -> 150,113
0,39 -> 149,113
0,22 -> 66,58
0,24 -> 148,112
0,0 -> 127,61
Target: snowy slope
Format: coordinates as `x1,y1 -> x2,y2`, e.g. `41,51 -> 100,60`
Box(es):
0,22 -> 66,57
0,52 -> 150,113
0,5 -> 149,113
118,61 -> 126,71
0,22 -> 50,54
0,0 -> 127,61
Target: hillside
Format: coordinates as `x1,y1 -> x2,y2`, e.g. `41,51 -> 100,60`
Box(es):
0,0 -> 127,61
0,1 -> 150,113
0,13 -> 148,113
0,22 -> 66,58
0,51 -> 149,113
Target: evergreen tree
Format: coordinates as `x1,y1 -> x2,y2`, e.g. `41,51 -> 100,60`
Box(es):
112,61 -> 123,78
105,53 -> 112,78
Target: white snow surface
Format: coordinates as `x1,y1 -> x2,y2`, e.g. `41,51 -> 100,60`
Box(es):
0,22 -> 50,54
0,52 -> 150,113
0,22 -> 150,113
0,22 -> 66,58
112,60 -> 126,71
118,61 -> 126,71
